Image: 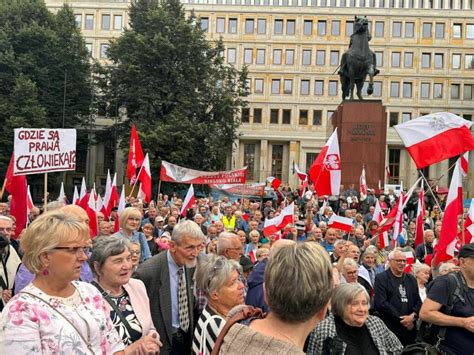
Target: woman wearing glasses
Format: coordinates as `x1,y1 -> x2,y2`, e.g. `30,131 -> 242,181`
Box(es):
112,207 -> 151,264
0,211 -> 125,354
192,255 -> 245,355
90,235 -> 162,354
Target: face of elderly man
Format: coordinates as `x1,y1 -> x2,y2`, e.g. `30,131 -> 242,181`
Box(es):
347,245 -> 361,262
0,217 -> 12,242
389,250 -> 407,277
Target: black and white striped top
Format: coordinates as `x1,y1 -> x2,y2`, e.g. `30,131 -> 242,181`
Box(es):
192,305 -> 225,355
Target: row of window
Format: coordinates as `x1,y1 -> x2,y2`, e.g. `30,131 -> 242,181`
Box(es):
241,107 -> 329,125
75,13 -> 123,31
245,77 -> 474,101
187,0 -> 472,10
229,47 -> 474,70
200,16 -> 474,40
241,106 -> 472,128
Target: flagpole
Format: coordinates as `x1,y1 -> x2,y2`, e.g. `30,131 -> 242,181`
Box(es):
417,170 -> 442,211
156,180 -> 162,202
0,178 -> 6,201
44,173 -> 48,212
128,164 -> 144,199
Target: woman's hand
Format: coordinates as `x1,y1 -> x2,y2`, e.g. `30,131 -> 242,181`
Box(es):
125,333 -> 162,354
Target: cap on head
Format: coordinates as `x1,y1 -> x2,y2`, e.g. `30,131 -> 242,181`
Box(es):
458,243 -> 474,259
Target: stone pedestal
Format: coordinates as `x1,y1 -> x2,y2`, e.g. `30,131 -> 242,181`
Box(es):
332,100 -> 387,190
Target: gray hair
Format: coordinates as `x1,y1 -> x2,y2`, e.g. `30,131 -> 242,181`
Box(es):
361,249 -> 376,260
334,239 -> 347,247
331,283 -> 369,318
172,220 -> 205,245
388,247 -> 404,260
196,254 -> 241,296
342,258 -> 358,269
216,233 -> 240,255
0,215 -> 13,227
412,263 -> 430,276
90,235 -> 132,275
265,242 -> 332,323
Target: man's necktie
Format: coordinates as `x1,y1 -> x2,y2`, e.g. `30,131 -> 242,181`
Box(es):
178,268 -> 189,332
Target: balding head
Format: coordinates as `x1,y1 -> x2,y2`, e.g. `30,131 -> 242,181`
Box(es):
60,205 -> 89,225
269,239 -> 296,258
216,233 -> 242,261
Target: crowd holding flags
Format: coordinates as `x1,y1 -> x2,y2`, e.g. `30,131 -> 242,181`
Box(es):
1,112 -> 473,266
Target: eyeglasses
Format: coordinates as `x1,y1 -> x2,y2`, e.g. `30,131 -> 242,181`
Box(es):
0,227 -> 12,233
392,259 -> 407,263
53,246 -> 89,256
206,257 -> 226,292
127,217 -> 141,221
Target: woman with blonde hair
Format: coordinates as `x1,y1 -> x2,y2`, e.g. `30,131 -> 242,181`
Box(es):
0,211 -> 125,354
112,207 -> 151,263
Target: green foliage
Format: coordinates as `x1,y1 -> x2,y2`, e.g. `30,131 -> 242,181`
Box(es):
0,0 -> 93,181
101,0 -> 247,178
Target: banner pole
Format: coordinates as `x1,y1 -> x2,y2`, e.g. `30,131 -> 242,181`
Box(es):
44,173 -> 48,212
417,170 -> 442,211
0,178 -> 7,201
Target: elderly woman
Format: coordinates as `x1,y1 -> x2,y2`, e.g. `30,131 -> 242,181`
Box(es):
307,283 -> 403,355
192,255 -> 244,354
245,230 -> 260,257
129,241 -> 142,271
219,242 -> 333,354
90,236 -> 161,354
412,263 -> 431,302
142,222 -> 158,255
112,207 -> 151,263
0,211 -> 125,354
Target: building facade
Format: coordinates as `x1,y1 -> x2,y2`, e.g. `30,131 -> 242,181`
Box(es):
46,0 -> 474,196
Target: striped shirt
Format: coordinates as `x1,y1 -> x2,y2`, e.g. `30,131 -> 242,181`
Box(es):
192,305 -> 225,355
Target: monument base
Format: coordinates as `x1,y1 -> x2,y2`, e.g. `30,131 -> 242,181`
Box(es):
332,100 -> 387,190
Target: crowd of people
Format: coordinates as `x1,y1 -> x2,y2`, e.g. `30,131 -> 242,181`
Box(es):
0,183 -> 472,355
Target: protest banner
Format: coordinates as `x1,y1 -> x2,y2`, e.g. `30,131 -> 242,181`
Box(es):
160,161 -> 247,184
13,128 -> 77,175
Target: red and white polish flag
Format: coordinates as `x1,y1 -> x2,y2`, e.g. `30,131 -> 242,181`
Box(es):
107,173 -> 119,217
72,185 -> 79,205
127,124 -> 144,185
309,129 -> 341,196
267,176 -> 282,190
26,185 -> 34,216
461,152 -> 469,177
181,184 -> 195,217
137,153 -> 152,203
372,200 -> 389,248
57,182 -> 67,204
394,112 -> 474,169
360,166 -> 367,201
414,182 -> 425,248
328,214 -> 353,233
114,187 -> 126,233
103,170 -> 112,219
292,161 -> 308,181
435,158 -> 463,264
464,198 -> 474,243
87,189 -> 98,238
403,251 -> 416,273
78,177 -> 88,209
263,202 -> 295,237
249,249 -> 257,264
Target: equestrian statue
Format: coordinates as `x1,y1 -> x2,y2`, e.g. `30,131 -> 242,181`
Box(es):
339,16 -> 379,100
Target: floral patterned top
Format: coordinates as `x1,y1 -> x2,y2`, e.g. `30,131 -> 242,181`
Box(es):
109,291 -> 142,346
0,281 -> 125,354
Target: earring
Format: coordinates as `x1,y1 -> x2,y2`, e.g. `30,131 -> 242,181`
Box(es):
42,269 -> 49,276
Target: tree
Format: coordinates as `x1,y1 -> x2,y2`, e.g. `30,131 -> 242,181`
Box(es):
102,0 -> 248,180
0,0 -> 94,196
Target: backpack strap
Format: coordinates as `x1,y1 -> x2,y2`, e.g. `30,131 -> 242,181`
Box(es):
210,306 -> 265,355
436,271 -> 466,347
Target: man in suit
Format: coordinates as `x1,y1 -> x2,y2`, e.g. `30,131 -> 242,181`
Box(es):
135,220 -> 204,355
374,248 -> 422,346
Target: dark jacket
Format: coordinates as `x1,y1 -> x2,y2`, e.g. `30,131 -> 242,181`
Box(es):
245,257 -> 269,312
374,268 -> 421,345
134,251 -> 195,355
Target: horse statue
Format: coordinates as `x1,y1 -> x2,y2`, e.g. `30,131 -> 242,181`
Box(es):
339,16 -> 379,100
